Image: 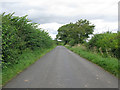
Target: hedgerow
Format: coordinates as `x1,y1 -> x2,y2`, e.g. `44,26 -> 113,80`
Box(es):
2,12 -> 54,68
87,32 -> 119,58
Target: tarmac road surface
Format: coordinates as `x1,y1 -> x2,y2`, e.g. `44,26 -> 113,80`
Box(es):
3,46 -> 118,88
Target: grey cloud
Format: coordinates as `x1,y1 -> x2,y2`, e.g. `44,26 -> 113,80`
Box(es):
1,1 -> 117,24
0,1 -> 118,39
28,14 -> 117,25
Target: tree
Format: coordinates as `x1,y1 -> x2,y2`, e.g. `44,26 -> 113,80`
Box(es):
56,19 -> 95,45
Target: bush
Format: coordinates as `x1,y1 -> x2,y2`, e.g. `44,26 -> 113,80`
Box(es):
87,32 -> 118,58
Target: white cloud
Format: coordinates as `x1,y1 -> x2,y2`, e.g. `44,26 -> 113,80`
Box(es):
0,0 -> 119,39
25,0 -> 118,18
90,19 -> 118,34
39,22 -> 64,39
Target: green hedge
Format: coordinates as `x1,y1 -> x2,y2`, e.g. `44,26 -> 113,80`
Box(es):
87,32 -> 118,58
2,12 -> 54,68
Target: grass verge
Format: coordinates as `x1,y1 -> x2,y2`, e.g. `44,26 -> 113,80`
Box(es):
66,45 -> 119,77
2,45 -> 56,86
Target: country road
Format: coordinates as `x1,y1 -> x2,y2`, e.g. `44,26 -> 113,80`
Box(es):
3,46 -> 118,88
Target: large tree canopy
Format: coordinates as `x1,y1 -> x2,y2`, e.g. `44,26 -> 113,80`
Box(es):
56,19 -> 95,45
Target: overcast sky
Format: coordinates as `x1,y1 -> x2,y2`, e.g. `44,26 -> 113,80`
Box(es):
0,0 -> 119,39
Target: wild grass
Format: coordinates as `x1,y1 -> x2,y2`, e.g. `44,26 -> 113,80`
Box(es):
66,45 -> 119,77
2,46 -> 56,86
0,70 -> 2,89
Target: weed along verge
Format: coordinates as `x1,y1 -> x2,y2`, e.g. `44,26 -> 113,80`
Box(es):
2,13 -> 56,86
66,45 -> 118,77
2,46 -> 56,86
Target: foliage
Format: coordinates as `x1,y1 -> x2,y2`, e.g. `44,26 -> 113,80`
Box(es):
56,19 -> 95,45
118,31 -> 120,59
2,12 -> 54,68
66,45 -> 119,77
2,46 -> 56,86
54,40 -> 64,45
87,32 -> 118,58
69,39 -> 75,47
